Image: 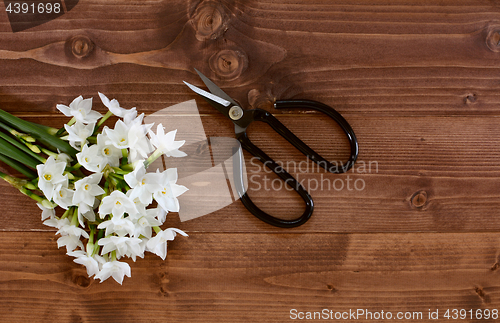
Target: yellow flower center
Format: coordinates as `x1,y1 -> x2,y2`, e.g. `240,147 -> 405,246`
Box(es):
44,174 -> 52,181
141,178 -> 146,185
120,138 -> 126,142
103,148 -> 110,156
116,201 -> 121,206
84,184 -> 90,191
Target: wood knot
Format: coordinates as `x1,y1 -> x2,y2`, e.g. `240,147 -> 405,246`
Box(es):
410,190 -> 427,208
464,93 -> 477,104
474,286 -> 491,303
248,88 -> 272,109
326,284 -> 337,293
209,48 -> 248,81
68,35 -> 94,59
72,273 -> 92,288
485,26 -> 500,52
192,1 -> 229,41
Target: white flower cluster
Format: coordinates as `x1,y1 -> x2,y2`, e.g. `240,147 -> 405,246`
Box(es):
36,93 -> 188,284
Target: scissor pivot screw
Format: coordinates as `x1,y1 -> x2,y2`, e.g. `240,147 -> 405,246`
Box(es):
229,106 -> 243,120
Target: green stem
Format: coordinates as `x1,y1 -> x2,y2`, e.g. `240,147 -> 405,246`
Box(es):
71,207 -> 79,226
0,121 -> 38,145
19,187 -> 55,209
143,148 -> 162,169
87,136 -> 97,144
153,226 -> 162,234
88,225 -> 95,244
0,130 -> 45,164
121,149 -> 128,166
60,208 -> 73,220
87,225 -> 97,256
65,163 -> 82,172
0,171 -> 27,189
96,111 -> 113,129
0,109 -> 77,156
40,148 -> 57,158
24,142 -> 42,154
111,167 -> 130,175
120,163 -> 134,172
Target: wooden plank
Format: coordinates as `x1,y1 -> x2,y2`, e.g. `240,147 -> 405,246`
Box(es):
1,231 -> 500,322
1,1 -> 500,322
0,114 -> 499,233
0,1 -> 500,115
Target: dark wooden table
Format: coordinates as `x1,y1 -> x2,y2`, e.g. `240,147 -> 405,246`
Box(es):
1,1 -> 500,322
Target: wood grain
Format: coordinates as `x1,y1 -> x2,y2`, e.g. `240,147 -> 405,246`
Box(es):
1,114 -> 499,233
1,231 -> 500,322
1,0 -> 500,322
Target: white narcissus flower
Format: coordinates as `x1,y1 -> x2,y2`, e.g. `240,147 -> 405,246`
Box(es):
153,168 -> 188,213
56,96 -> 102,124
64,121 -> 95,150
73,173 -> 105,207
96,133 -> 121,167
148,125 -> 186,157
133,212 -> 162,239
37,202 -> 55,221
98,236 -> 143,260
124,163 -> 161,205
53,186 -> 74,210
43,217 -> 70,229
56,224 -> 89,240
68,250 -> 104,277
31,93 -> 193,283
76,144 -> 105,173
98,191 -> 137,219
152,207 -> 167,224
104,119 -> 131,149
55,153 -> 72,166
104,117 -> 153,162
98,92 -> 137,124
122,238 -> 145,262
57,234 -> 84,253
126,191 -> 148,220
98,236 -> 130,256
146,228 -> 187,260
127,117 -> 153,162
97,216 -> 135,237
94,260 -> 131,284
76,203 -> 97,228
36,156 -> 68,200
52,183 -> 74,210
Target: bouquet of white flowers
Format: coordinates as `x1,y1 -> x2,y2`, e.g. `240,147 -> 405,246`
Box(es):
0,93 -> 188,284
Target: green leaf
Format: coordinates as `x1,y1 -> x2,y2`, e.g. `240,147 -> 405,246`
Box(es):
0,128 -> 45,163
0,109 -> 77,157
0,153 -> 36,178
0,136 -> 40,169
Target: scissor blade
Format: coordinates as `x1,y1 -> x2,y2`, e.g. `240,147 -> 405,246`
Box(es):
194,68 -> 239,106
183,81 -> 232,109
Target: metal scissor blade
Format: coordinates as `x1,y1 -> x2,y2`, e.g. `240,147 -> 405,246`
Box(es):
194,68 -> 239,107
183,81 -> 232,110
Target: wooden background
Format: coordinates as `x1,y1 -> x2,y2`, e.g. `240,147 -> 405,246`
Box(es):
2,0 -> 500,322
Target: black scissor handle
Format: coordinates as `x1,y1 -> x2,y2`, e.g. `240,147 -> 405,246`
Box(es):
235,132 -> 314,228
234,101 -> 358,228
274,99 -> 359,173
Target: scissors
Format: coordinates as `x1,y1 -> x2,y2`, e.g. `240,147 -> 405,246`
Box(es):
184,69 -> 358,228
